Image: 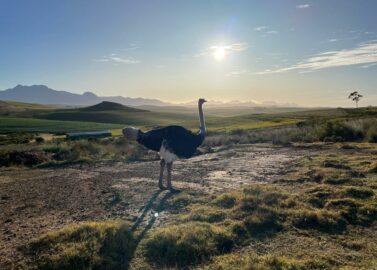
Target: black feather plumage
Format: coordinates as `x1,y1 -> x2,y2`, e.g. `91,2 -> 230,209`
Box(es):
137,125 -> 204,158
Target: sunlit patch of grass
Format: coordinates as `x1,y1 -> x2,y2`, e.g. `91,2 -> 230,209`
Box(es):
199,253 -> 330,270
180,206 -> 228,223
24,221 -> 135,270
141,223 -> 233,268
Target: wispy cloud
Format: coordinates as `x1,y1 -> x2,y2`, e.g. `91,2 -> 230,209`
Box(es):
296,4 -> 310,9
360,62 -> 377,68
253,26 -> 279,37
226,69 -> 250,77
123,43 -> 140,51
265,30 -> 279,35
93,53 -> 140,64
328,38 -> 338,43
256,41 -> 377,74
253,26 -> 267,32
195,42 -> 249,57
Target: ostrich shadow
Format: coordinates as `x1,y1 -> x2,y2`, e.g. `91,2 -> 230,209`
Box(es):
131,189 -> 173,244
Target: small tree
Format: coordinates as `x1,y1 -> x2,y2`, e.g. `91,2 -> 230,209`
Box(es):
348,91 -> 363,108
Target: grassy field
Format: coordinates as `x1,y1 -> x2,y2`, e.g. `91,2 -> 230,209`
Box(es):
0,100 -> 376,135
0,117 -> 124,133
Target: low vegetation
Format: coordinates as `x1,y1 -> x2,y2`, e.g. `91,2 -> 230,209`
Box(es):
129,143 -> 377,269
24,221 -> 135,270
0,136 -> 158,167
203,117 -> 377,147
142,223 -> 233,268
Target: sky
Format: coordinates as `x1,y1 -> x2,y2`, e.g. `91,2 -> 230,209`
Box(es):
0,0 -> 377,107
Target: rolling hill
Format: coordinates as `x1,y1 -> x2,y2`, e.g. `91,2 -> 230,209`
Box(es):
80,101 -> 147,112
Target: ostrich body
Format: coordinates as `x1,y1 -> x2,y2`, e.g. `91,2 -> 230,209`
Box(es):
123,98 -> 207,192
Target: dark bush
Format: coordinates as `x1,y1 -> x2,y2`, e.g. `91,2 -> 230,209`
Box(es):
35,137 -> 45,143
293,210 -> 347,233
0,133 -> 35,145
0,150 -> 48,167
320,121 -> 363,141
366,126 -> 377,143
344,187 -> 374,199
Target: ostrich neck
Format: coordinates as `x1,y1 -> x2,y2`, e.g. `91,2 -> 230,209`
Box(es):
198,103 -> 206,135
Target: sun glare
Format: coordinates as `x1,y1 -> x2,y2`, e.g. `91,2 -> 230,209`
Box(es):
213,47 -> 226,61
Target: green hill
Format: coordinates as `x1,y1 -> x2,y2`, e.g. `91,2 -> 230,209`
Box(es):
0,100 -> 58,116
80,101 -> 147,112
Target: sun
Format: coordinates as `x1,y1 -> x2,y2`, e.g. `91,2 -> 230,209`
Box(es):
213,47 -> 226,61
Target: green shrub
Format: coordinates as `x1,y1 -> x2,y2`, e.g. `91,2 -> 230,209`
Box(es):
243,208 -> 282,236
212,194 -> 238,209
0,150 -> 48,167
181,206 -> 227,223
142,223 -> 233,267
343,187 -> 374,199
0,133 -> 35,145
26,221 -> 135,270
365,121 -> 377,142
370,164 -> 377,173
293,210 -> 347,233
320,121 -> 363,142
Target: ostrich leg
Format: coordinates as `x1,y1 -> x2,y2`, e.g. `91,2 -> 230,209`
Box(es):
167,162 -> 180,193
159,159 -> 166,189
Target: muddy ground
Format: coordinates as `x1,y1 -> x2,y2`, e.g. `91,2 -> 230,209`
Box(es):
0,143 -> 320,269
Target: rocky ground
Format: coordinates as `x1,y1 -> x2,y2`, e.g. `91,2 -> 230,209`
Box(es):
0,144 -> 320,268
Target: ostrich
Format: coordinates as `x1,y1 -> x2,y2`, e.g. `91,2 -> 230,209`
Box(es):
122,98 -> 207,192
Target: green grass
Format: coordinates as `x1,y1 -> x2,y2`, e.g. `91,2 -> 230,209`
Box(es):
142,223 -> 233,268
199,253 -> 330,270
1,100 -> 375,135
0,117 -> 123,133
0,115 -> 301,134
24,221 -> 135,270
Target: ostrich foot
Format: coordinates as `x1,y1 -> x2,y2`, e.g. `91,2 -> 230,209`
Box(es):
158,183 -> 167,190
169,187 -> 181,193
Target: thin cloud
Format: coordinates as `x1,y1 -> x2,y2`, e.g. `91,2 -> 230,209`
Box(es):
256,41 -> 377,74
296,4 -> 310,9
93,54 -> 140,64
253,26 -> 267,32
226,69 -> 249,77
195,42 -> 249,57
253,26 -> 279,36
328,38 -> 338,43
123,43 -> 140,51
360,62 -> 377,68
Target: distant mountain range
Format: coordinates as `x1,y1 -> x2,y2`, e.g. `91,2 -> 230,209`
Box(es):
0,85 -> 169,107
0,84 -> 301,108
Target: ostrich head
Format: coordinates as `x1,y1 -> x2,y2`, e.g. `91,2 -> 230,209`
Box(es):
122,127 -> 140,140
198,98 -> 207,105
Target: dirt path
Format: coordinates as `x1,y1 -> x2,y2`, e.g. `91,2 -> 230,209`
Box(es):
0,143 -> 319,268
